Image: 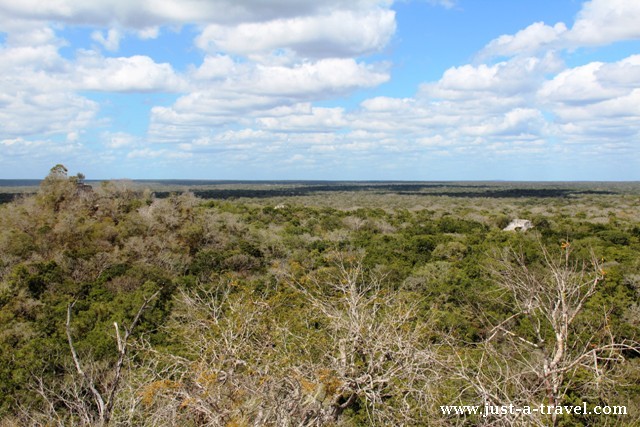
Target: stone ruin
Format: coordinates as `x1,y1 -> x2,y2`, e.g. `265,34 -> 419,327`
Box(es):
503,219 -> 534,232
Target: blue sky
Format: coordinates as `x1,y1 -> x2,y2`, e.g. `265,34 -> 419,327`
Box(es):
1,0 -> 639,180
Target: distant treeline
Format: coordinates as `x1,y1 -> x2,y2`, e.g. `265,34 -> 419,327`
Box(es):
154,186 -> 616,200
0,180 -> 629,205
0,193 -> 30,204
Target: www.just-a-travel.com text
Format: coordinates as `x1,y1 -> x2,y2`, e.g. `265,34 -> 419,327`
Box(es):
440,403 -> 627,417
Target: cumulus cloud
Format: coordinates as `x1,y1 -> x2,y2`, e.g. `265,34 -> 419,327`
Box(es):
0,26 -> 184,154
250,58 -> 389,96
568,0 -> 640,46
1,0 -> 638,178
196,9 -> 396,59
127,148 -> 192,159
0,0 -> 397,159
0,90 -> 98,138
258,107 -> 348,131
75,53 -> 186,92
0,0 -> 393,28
421,54 -> 563,100
535,55 -> 640,149
345,52 -> 639,163
0,26 -> 100,144
148,57 -> 389,142
538,62 -> 611,104
0,137 -> 87,173
447,0 -> 640,165
480,0 -> 640,60
88,26 -> 159,51
191,56 -> 390,95
3,25 -> 60,47
148,93 -> 283,142
102,131 -> 139,149
539,55 -> 640,107
479,22 -> 567,58
91,28 -> 122,51
0,44 -> 65,72
137,26 -> 160,39
459,108 -> 547,137
360,96 -> 414,112
190,54 -> 237,80
595,54 -> 640,88
0,48 -> 97,138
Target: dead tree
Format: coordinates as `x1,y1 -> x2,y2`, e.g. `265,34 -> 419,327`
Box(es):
54,291 -> 159,426
455,242 -> 640,426
132,284 -> 307,427
138,252 -> 439,426
286,250 -> 439,425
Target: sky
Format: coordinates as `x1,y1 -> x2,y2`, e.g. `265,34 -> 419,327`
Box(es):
1,0 -> 639,180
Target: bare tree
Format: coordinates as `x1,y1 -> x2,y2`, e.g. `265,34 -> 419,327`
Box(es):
133,283 -> 308,426
138,251 -> 440,426
453,241 -> 640,426
22,292 -> 158,426
285,250 -> 439,425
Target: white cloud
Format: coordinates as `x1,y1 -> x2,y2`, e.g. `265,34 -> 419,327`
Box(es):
196,9 -> 396,59
91,28 -> 122,51
4,25 -> 60,47
178,129 -> 277,153
568,0 -> 640,46
343,50 -> 639,162
481,0 -> 640,60
539,55 -> 640,108
103,131 -> 138,149
549,87 -> 640,125
361,96 -> 414,112
455,1 -> 640,162
76,54 -> 186,92
0,137 -> 85,160
89,26 -> 161,51
190,54 -> 237,80
258,107 -> 347,131
0,44 -> 65,72
0,29 -> 187,147
589,89 -> 640,118
538,62 -> 610,104
149,93 -> 281,138
251,58 -> 389,96
127,148 -> 192,159
192,56 -> 389,95
1,0 -> 637,178
595,54 -> 640,88
0,0 -> 396,154
0,28 -> 99,142
137,26 -> 160,39
479,21 -> 567,58
149,57 -> 389,142
421,54 -> 562,100
66,131 -> 79,142
0,0 -> 394,28
0,89 -> 97,138
459,108 -> 546,137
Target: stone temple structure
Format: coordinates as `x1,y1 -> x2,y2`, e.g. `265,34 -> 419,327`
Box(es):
503,219 -> 534,232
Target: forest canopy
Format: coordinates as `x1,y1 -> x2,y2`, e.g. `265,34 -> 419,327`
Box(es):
1,166 -> 640,426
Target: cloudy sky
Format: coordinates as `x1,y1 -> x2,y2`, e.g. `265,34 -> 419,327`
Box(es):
1,0 -> 639,180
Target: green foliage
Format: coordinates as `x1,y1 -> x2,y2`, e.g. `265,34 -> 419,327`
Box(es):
1,171 -> 640,424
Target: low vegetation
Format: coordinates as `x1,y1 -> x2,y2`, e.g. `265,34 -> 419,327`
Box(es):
1,166 -> 640,426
